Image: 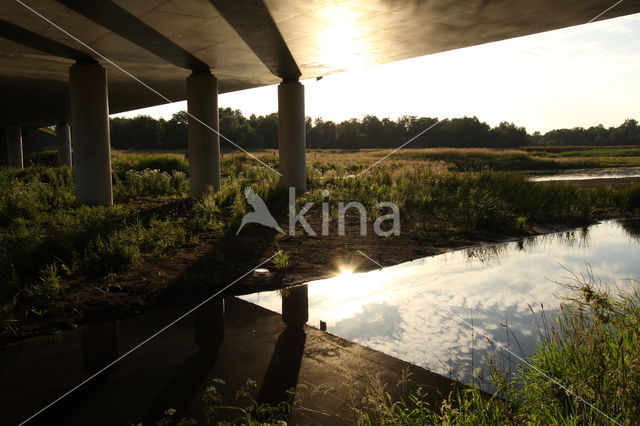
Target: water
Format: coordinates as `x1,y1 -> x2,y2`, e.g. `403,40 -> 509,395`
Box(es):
242,219 -> 640,387
3,220 -> 639,423
529,166 -> 640,182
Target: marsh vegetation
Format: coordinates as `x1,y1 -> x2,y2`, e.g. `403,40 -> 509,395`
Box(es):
2,146 -> 640,423
2,148 -> 640,330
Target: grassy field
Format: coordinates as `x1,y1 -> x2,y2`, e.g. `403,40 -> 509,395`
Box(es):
3,148 -> 640,324
523,145 -> 640,168
305,146 -> 640,171
2,147 -> 640,423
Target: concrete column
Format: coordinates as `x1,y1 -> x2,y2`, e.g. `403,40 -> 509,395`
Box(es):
278,80 -> 306,192
69,61 -> 113,206
55,123 -> 72,167
6,124 -> 23,169
187,70 -> 220,197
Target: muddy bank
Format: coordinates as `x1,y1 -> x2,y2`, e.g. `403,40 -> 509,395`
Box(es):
1,211 -> 633,345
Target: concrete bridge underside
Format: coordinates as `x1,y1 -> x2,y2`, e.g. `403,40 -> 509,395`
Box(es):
2,0 -> 640,204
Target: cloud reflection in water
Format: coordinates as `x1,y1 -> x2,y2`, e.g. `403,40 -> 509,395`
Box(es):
243,220 -> 640,386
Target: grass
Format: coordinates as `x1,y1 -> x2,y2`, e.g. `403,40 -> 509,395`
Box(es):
527,146 -> 640,158
1,148 -> 639,329
2,147 -> 640,423
306,147 -> 640,172
0,154 -> 278,324
304,162 -> 635,230
111,152 -> 189,174
273,250 -> 290,269
523,146 -> 640,168
513,275 -> 640,424
331,275 -> 640,425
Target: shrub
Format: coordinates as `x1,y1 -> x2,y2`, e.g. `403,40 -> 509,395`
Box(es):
112,153 -> 189,174
273,250 -> 290,269
113,169 -> 189,199
24,150 -> 58,167
625,183 -> 640,210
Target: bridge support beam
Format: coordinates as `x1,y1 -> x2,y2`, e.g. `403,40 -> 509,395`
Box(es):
187,70 -> 220,197
69,61 -> 112,206
6,124 -> 23,169
55,123 -> 72,167
278,80 -> 306,192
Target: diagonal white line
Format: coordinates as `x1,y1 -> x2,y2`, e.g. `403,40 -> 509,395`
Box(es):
356,120 -> 441,177
588,0 -> 625,24
355,249 -> 383,268
14,0 -> 282,177
18,252 -> 281,425
354,251 -> 621,425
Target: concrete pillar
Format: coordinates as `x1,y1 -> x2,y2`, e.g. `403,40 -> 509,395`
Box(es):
187,70 -> 220,197
278,80 -> 306,192
69,61 -> 112,206
55,123 -> 72,167
6,124 -> 23,169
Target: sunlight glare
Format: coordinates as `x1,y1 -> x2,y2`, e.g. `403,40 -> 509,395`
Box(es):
336,264 -> 355,278
315,5 -> 370,70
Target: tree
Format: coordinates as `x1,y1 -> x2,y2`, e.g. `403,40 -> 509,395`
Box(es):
159,111 -> 187,149
490,122 -> 529,147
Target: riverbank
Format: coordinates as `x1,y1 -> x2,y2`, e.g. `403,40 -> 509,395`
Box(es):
3,208 -> 637,345
2,151 -> 640,344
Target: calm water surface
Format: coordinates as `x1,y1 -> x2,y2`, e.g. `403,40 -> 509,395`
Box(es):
243,219 -> 640,385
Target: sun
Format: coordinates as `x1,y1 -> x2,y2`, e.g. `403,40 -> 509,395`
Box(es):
336,264 -> 355,278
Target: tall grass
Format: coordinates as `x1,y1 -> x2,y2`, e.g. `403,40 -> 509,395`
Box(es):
1,151 -> 638,328
111,152 -> 189,174
0,155 -> 279,324
515,276 -> 640,424
302,163 -> 629,231
113,169 -> 189,200
325,278 -> 640,425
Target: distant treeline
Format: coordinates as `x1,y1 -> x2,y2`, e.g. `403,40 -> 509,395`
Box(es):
109,108 -> 640,151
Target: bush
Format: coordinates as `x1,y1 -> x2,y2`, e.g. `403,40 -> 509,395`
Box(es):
625,183 -> 640,210
24,150 -> 58,167
113,169 -> 189,200
112,153 -> 189,176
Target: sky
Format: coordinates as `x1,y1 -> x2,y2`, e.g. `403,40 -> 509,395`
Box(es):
112,13 -> 640,134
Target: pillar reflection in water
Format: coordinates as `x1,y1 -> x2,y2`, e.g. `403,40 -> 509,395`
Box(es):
257,285 -> 309,414
143,300 -> 224,423
194,298 -> 225,349
281,285 -> 308,328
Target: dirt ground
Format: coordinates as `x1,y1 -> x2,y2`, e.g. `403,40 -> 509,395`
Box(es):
2,177 -> 637,345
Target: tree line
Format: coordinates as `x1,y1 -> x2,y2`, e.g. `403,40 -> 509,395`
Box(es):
109,108 -> 640,151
